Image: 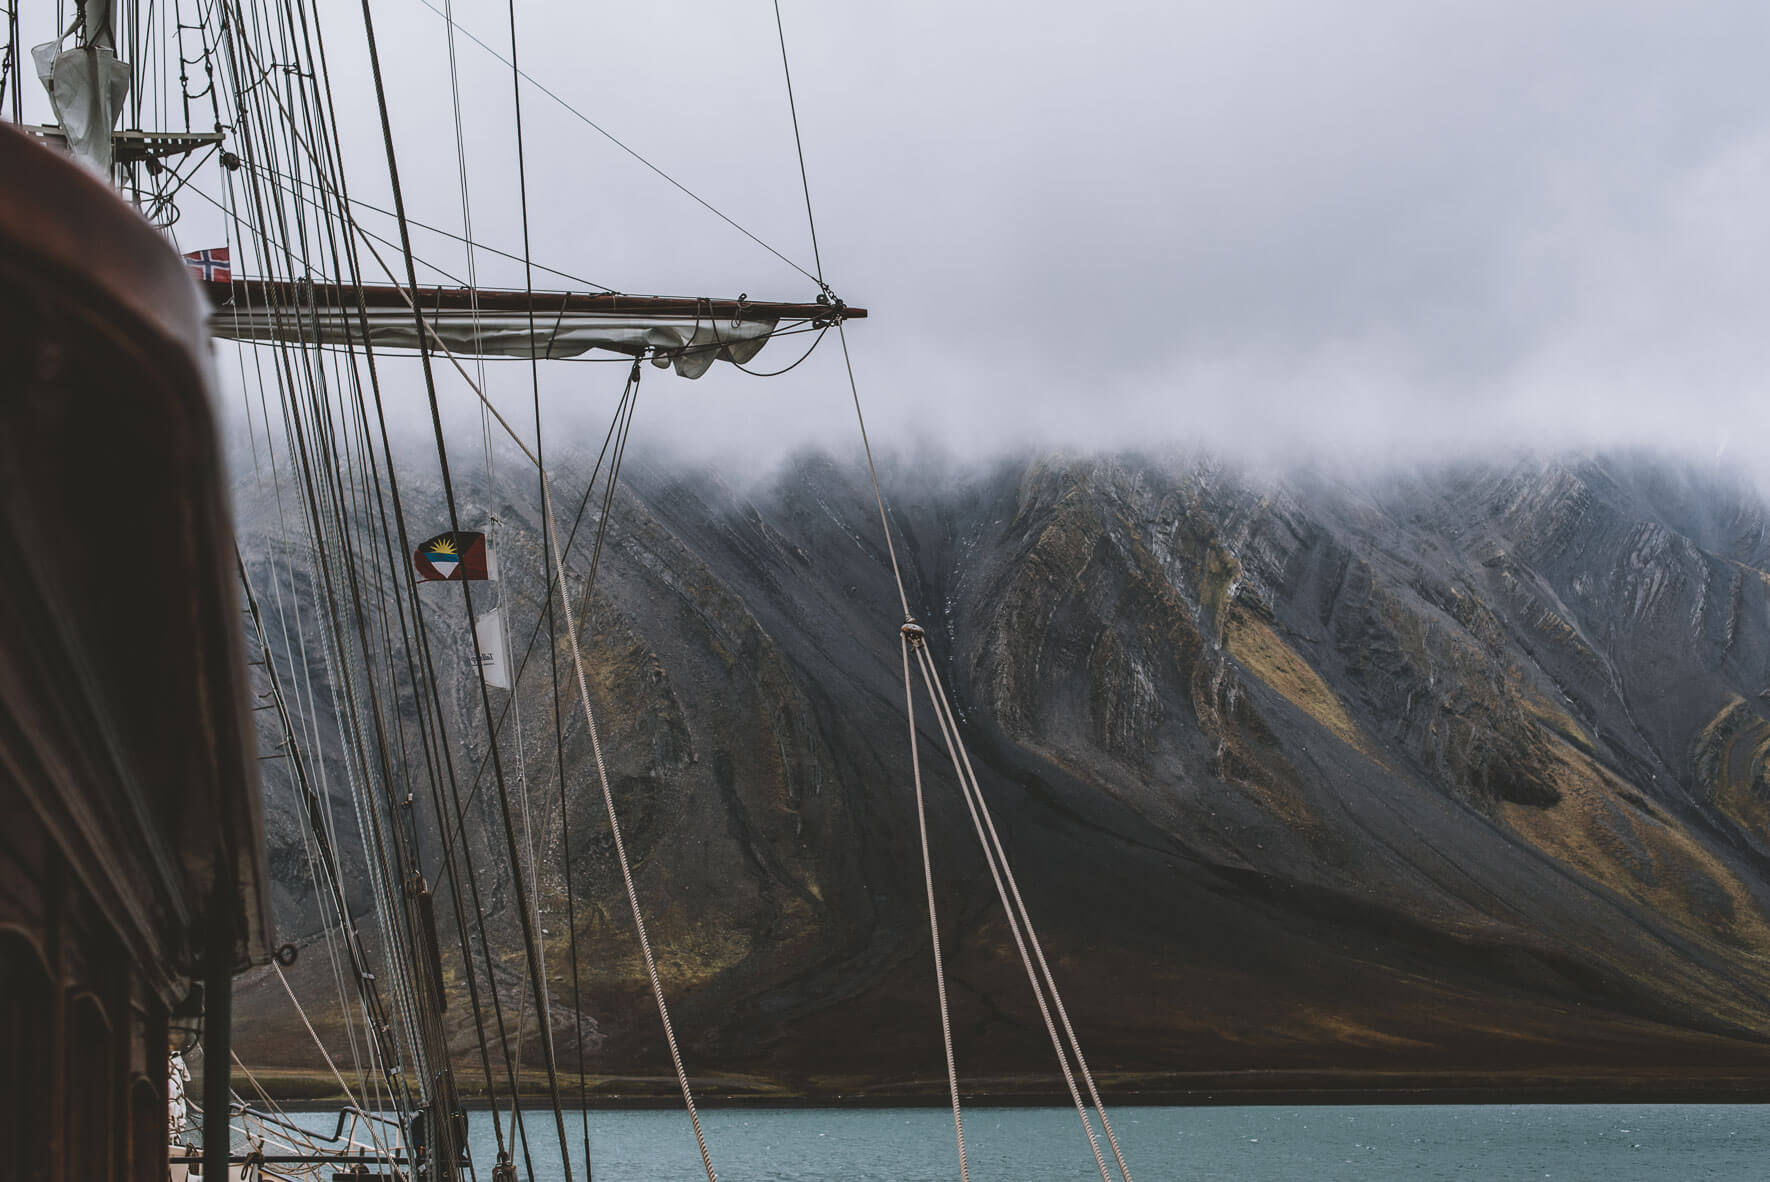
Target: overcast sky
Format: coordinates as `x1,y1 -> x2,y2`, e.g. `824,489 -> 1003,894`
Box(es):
45,0 -> 1770,471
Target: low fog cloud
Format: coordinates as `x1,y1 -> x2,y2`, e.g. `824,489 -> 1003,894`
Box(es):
210,0 -> 1770,473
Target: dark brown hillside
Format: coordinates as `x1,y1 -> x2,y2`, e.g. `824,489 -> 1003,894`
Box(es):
230,450 -> 1770,1101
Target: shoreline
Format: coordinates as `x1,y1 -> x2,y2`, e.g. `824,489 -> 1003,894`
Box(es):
226,1069 -> 1770,1110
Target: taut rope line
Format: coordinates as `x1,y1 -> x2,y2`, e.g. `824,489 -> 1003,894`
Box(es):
902,622 -> 972,1182
341,219 -> 715,1177
832,259 -> 1132,1179
912,642 -> 1116,1182
773,0 -> 828,290
920,651 -> 1135,1181
837,322 -> 912,621
540,468 -> 719,1182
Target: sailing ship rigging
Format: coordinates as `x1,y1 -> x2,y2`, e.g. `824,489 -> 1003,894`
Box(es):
203,277 -> 862,376
4,1 -> 1135,1179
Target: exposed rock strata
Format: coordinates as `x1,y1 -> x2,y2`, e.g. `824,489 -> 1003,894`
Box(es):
233,451 -> 1770,1096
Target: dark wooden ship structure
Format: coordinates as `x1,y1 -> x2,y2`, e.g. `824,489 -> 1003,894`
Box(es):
0,1 -> 1134,1176
0,121 -> 273,1182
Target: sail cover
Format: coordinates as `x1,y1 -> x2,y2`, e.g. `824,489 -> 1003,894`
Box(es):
215,304 -> 777,377
32,41 -> 131,176
200,279 -> 863,379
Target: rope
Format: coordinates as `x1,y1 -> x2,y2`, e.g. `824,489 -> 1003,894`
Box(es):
735,51 -> 1090,1173
919,652 -> 1136,1182
412,0 -> 820,288
443,0 -> 555,1154
911,644 -> 1115,1182
433,373 -> 637,874
274,960 -> 366,1115
270,965 -> 410,1177
355,0 -> 578,1171
240,157 -> 618,290
731,323 -> 831,378
252,88 -> 711,1176
902,626 -> 970,1182
540,473 -> 719,1182
772,0 -> 827,291
264,3 -> 525,1143
238,550 -> 411,1124
837,322 -> 912,621
326,282 -> 714,1173
498,4 -> 573,1156
823,201 -> 1135,1177
217,6 -> 520,1172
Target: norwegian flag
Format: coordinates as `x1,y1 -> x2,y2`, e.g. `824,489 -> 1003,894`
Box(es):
183,247 -> 231,283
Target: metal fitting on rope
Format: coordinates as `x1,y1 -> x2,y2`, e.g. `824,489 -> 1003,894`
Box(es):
901,619 -> 926,648
492,1154 -> 517,1182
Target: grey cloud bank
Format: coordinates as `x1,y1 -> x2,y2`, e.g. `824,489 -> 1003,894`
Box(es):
211,0 -> 1770,472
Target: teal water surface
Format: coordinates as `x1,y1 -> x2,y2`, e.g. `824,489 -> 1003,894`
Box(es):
423,1103 -> 1766,1180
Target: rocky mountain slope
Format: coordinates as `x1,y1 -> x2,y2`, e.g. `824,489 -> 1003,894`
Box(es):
232,449 -> 1770,1099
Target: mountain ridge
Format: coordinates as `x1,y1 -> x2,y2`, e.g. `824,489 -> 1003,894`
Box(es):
230,445 -> 1770,1099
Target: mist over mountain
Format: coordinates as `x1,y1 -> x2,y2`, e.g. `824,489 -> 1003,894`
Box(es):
232,443 -> 1770,1099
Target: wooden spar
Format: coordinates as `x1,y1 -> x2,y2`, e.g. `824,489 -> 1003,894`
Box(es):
19,124 -> 226,164
201,276 -> 868,322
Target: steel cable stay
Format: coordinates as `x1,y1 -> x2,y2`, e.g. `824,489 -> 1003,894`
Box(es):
225,72 -> 442,1144
236,551 -> 415,1154
766,0 -> 1138,1159
410,0 -> 820,290
216,4 -> 516,1167
231,119 -> 623,918
234,155 -> 619,293
503,7 -> 633,1129
223,175 -> 384,1110
256,346 -> 435,1146
840,330 -> 1138,1182
900,627 -> 972,1182
232,188 -> 518,1182
217,99 -> 446,1125
432,369 -> 640,878
483,0 -> 572,1161
253,414 -> 394,1120
773,0 -> 827,295
358,0 -> 585,1170
336,240 -> 713,1178
437,0 -> 560,1161
299,0 -> 536,1157
202,0 -> 394,1146
336,243 -> 719,1176
200,1 -> 875,1175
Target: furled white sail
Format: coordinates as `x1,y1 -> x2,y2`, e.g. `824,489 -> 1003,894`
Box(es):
33,0 -> 131,176
211,304 -> 781,378
32,42 -> 131,175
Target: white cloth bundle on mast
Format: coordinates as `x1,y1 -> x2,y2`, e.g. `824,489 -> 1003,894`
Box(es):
34,0 -> 131,179
211,303 -> 781,379
471,607 -> 510,690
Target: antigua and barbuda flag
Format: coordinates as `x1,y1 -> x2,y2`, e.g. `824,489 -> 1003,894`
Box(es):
183,247 -> 230,282
413,531 -> 489,581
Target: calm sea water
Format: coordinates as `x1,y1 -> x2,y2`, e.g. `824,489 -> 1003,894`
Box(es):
342,1103 -> 1770,1180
